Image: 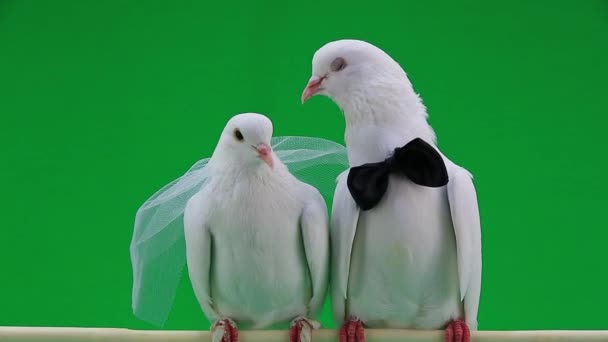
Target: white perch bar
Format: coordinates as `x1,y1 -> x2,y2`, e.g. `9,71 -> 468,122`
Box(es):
1,327 -> 608,342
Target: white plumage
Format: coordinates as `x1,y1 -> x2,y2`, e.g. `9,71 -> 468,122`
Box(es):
302,40 -> 482,342
183,113 -> 328,342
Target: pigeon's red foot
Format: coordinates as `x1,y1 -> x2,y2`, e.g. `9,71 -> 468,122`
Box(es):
339,318 -> 365,342
445,320 -> 470,342
211,318 -> 238,342
290,317 -> 320,342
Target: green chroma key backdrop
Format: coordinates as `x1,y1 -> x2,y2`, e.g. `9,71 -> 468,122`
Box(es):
1,0 -> 607,332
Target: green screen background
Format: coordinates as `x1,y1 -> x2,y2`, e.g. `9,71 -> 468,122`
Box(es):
1,0 -> 607,332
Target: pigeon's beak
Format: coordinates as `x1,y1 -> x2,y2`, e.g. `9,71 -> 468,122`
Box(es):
301,75 -> 324,104
255,143 -> 274,169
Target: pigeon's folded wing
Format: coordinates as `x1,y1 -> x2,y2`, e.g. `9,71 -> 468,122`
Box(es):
184,190 -> 218,321
330,170 -> 360,324
446,165 -> 482,330
299,185 -> 330,318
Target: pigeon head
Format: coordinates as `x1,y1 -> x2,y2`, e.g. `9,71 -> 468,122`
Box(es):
213,113 -> 274,169
301,39 -> 427,125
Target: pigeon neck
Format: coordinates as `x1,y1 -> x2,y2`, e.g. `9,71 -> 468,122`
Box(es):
344,115 -> 436,167
209,156 -> 286,179
338,84 -> 437,167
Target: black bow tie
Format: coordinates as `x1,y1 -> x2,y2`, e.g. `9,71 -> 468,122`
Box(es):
346,138 -> 449,211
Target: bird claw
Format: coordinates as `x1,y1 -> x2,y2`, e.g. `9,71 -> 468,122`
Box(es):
339,318 -> 365,342
211,318 -> 238,342
445,320 -> 470,342
290,317 -> 320,342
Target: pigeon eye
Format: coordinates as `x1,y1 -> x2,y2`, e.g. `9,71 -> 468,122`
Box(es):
330,57 -> 347,72
234,129 -> 244,142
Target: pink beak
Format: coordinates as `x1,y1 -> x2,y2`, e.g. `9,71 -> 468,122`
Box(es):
301,75 -> 324,104
256,143 -> 274,169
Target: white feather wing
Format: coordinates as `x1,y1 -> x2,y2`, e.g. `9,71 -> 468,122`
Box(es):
299,185 -> 330,317
329,170 -> 360,324
446,165 -> 482,330
183,190 -> 219,321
